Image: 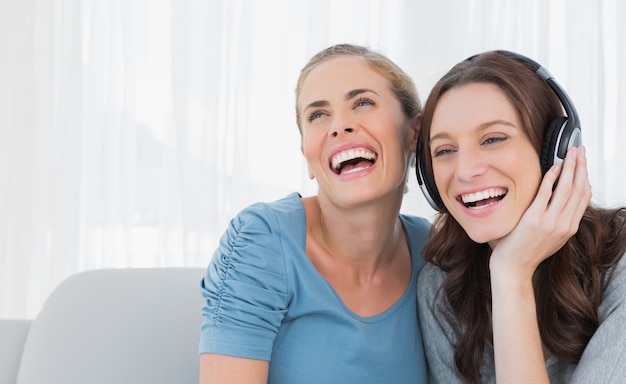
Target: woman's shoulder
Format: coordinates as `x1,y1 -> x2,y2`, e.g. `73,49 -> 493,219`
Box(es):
216,192 -> 306,267
417,262 -> 446,297
592,252 -> 626,333
234,192 -> 305,234
399,213 -> 431,228
600,252 -> 626,303
415,262 -> 460,339
206,194 -> 305,312
399,214 -> 431,242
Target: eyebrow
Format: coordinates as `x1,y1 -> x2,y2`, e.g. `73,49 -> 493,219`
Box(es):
429,119 -> 516,142
303,88 -> 378,112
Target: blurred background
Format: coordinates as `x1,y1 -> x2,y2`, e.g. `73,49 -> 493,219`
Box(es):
1,0 -> 624,319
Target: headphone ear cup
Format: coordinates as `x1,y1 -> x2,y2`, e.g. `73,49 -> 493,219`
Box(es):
540,116 -> 568,174
416,136 -> 443,211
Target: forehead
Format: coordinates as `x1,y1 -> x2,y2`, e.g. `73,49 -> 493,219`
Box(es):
431,82 -> 518,133
298,56 -> 392,107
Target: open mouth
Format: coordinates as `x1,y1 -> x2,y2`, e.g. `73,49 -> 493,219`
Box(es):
330,148 -> 377,175
458,187 -> 507,208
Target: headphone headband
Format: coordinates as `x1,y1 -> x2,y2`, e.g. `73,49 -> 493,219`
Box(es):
496,50 -> 580,128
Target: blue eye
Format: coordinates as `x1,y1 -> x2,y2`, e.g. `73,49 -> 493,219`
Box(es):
433,148 -> 455,157
307,110 -> 327,122
482,136 -> 507,145
354,97 -> 374,108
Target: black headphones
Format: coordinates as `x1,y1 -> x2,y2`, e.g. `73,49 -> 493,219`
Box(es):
416,50 -> 582,211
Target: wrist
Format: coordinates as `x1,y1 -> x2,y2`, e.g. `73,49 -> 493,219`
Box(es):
489,250 -> 538,285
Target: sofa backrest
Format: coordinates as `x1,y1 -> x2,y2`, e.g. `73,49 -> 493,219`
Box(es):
16,267 -> 206,384
0,319 -> 31,384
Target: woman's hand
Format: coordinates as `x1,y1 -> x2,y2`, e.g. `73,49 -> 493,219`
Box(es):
490,145 -> 592,279
489,145 -> 592,384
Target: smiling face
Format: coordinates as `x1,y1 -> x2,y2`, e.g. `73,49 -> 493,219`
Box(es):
429,82 -> 542,246
297,55 -> 417,208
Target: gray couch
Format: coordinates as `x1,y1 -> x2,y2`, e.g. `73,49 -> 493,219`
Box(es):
0,267 -> 206,384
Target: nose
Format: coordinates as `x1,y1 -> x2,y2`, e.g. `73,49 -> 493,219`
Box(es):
455,147 -> 487,182
330,126 -> 355,137
329,113 -> 356,138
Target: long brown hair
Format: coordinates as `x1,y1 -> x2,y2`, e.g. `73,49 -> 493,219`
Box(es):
419,51 -> 626,383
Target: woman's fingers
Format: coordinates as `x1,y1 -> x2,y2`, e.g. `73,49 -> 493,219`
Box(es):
516,148 -> 575,235
496,146 -> 590,270
540,146 -> 590,225
556,146 -> 592,233
546,147 -> 578,211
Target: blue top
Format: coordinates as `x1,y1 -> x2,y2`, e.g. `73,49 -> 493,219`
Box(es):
199,192 -> 431,383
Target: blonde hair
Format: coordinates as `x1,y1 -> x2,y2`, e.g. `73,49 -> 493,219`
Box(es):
294,44 -> 421,134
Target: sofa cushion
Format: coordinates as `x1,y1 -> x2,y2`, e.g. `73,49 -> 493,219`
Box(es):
16,268 -> 205,384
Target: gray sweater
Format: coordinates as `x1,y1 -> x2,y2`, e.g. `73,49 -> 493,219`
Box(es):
417,254 -> 626,384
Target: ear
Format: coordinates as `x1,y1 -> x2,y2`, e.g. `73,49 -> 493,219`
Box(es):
407,114 -> 421,153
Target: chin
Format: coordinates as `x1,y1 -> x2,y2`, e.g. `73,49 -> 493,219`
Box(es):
463,229 -> 504,245
457,217 -> 514,246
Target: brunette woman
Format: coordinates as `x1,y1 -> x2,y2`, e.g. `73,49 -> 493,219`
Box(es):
417,50 -> 626,383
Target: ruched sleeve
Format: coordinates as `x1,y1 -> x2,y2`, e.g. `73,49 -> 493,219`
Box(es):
199,203 -> 290,361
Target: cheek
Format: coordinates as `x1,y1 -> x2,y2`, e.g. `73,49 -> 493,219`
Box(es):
301,131 -> 322,157
519,167 -> 542,204
432,162 -> 453,194
509,149 -> 542,185
301,141 -> 313,159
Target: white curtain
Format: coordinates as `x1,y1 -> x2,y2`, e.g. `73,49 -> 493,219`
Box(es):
1,0 -> 624,319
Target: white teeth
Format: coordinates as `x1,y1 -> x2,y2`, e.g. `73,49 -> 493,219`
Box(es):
460,188 -> 506,203
342,165 -> 368,174
331,148 -> 376,170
